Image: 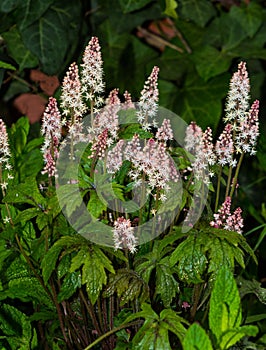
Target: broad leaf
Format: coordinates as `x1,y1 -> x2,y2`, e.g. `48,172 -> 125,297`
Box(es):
170,234 -> 207,284
2,26 -> 38,70
238,277 -> 266,305
183,323 -> 213,350
0,303 -> 34,348
179,0 -> 216,28
155,258 -> 179,307
57,271 -> 81,302
178,73 -> 229,131
209,266 -> 241,343
119,0 -> 153,13
192,46 -> 231,81
20,0 -> 81,74
104,269 -> 149,306
230,3 -> 263,38
123,304 -> 187,349
219,326 -> 258,350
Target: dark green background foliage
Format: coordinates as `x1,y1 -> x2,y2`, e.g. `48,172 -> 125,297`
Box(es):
1,0 -> 266,131
1,0 -> 266,349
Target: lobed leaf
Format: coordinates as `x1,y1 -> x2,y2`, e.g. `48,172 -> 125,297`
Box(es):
179,0 -> 216,28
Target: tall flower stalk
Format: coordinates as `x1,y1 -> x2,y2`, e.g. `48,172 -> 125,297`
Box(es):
41,97 -> 62,179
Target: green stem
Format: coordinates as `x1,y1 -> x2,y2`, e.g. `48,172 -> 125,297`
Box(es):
83,321 -> 141,350
225,165 -> 233,199
215,167 -> 222,212
229,153 -> 244,198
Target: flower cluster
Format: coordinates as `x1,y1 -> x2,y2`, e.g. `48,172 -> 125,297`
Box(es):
125,134 -> 179,199
137,66 -> 159,131
81,36 -> 105,110
156,119 -> 174,142
236,100 -> 259,155
41,97 -> 62,177
185,122 -> 216,182
210,197 -> 243,234
215,123 -> 235,167
0,119 -> 13,191
225,61 -> 250,124
61,62 -> 87,118
113,217 -> 137,253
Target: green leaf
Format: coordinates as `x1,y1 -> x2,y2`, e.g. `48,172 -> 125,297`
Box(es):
41,235 -> 87,284
164,0 -> 178,18
0,303 -> 33,347
14,207 -> 40,224
183,323 -> 213,350
219,326 -> 258,350
0,0 -> 20,13
57,271 -> 81,302
41,244 -> 63,285
9,116 -> 30,154
206,236 -> 236,277
178,73 -> 229,131
209,266 -> 241,344
238,277 -> 266,305
119,123 -> 153,139
170,234 -> 207,284
221,10 -> 248,51
179,0 -> 216,28
119,0 -> 153,14
56,184 -> 83,217
4,176 -> 46,208
133,322 -> 172,350
160,309 -> 188,340
20,0 -> 81,74
0,275 -> 53,309
2,26 -> 38,71
15,0 -> 54,30
192,46 -> 231,81
104,269 -> 149,306
0,60 -> 16,70
155,259 -> 179,308
87,191 -> 107,218
124,304 -> 187,349
82,252 -> 107,305
230,3 -> 263,38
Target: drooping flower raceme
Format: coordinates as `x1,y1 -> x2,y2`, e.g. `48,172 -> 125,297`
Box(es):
210,196 -> 243,234
137,66 -> 159,131
41,97 -> 62,177
0,119 -> 13,191
113,217 -> 137,253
